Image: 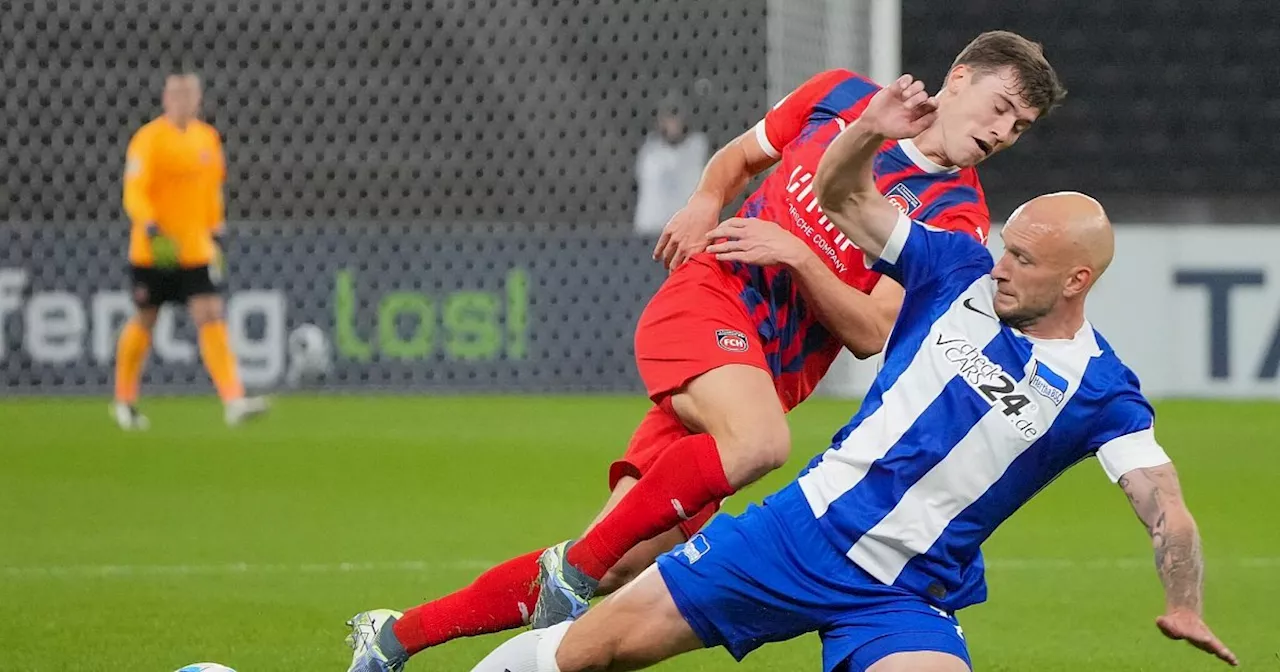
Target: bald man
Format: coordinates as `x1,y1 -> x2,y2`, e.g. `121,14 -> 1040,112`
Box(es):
464,76 -> 1237,672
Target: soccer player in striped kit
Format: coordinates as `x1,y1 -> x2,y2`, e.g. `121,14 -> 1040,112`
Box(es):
468,74 -> 1237,672
345,31 -> 1066,672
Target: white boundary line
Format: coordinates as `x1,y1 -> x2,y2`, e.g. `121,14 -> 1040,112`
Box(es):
1,557 -> 1276,580
0,560 -> 494,579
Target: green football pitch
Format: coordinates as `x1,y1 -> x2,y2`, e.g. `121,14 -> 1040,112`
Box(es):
1,396 -> 1275,671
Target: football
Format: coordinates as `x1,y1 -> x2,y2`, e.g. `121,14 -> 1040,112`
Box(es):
175,664 -> 236,672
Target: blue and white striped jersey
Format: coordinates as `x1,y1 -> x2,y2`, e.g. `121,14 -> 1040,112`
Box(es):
792,213 -> 1171,612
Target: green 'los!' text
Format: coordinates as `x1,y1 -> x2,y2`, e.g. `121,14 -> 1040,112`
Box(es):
334,268 -> 529,361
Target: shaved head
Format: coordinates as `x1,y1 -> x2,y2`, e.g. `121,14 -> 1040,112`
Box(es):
992,192 -> 1113,336
1008,191 -> 1113,277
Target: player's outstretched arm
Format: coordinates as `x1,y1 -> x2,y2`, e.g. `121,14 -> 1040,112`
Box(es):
1118,464 -> 1239,666
653,127 -> 780,270
815,75 -> 937,260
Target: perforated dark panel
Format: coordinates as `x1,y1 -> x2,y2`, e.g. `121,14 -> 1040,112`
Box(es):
5,0 -> 768,226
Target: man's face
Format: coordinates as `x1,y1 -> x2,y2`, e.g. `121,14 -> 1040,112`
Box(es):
658,111 -> 685,143
991,218 -> 1067,329
937,65 -> 1040,168
163,75 -> 202,121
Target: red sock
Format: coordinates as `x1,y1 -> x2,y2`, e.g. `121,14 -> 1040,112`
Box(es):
391,549 -> 542,654
567,434 -> 735,580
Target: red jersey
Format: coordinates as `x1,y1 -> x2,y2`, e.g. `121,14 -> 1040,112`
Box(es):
712,69 -> 991,408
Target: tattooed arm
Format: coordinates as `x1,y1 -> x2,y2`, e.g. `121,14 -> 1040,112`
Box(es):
1118,464 -> 1238,666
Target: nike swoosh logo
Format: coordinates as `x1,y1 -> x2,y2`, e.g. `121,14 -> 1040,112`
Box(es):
963,298 -> 996,320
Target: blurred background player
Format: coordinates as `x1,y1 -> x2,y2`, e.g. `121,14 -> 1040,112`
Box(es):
111,71 -> 268,429
343,31 -> 1064,672
632,91 -> 711,235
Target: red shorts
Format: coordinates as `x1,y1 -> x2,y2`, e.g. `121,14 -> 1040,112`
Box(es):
609,398 -> 721,539
633,257 -> 771,404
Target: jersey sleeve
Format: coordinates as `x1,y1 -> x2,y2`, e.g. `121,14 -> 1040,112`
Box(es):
122,128 -> 156,226
869,211 -> 993,294
1089,372 -> 1171,482
754,69 -> 857,159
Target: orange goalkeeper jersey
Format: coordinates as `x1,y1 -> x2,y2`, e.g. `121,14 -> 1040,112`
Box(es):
123,117 -> 225,268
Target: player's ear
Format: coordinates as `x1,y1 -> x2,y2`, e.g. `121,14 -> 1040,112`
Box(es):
945,64 -> 971,95
1063,266 -> 1092,298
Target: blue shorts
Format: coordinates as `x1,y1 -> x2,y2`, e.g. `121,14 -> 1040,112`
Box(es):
655,484 -> 971,672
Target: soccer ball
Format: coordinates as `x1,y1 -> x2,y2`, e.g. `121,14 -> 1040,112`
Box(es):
175,665 -> 236,672
285,322 -> 333,387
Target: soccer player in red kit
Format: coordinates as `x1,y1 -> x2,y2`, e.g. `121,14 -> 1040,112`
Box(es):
344,30 -> 1066,672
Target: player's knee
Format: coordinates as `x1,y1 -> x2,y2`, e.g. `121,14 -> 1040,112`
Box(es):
134,308 -> 160,331
188,296 -> 223,326
721,420 -> 791,483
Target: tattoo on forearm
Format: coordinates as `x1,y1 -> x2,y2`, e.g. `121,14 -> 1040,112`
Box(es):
1121,466 -> 1204,614
1152,506 -> 1203,614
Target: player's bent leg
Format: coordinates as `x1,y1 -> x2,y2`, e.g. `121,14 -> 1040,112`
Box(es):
346,475 -> 661,663
563,364 -> 785,581
668,363 -> 791,487
585,474 -> 638,529
536,370 -> 785,626
344,549 -> 545,670
471,565 -> 703,672
865,651 -> 972,672
557,565 -> 704,672
586,475 -> 695,596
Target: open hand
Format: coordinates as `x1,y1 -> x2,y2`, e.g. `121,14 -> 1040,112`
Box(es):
704,217 -> 807,268
1156,610 -> 1238,666
653,192 -> 723,271
859,74 -> 939,140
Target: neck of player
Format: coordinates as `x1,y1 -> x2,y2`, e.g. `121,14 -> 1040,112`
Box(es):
1014,302 -> 1087,341
909,124 -> 954,168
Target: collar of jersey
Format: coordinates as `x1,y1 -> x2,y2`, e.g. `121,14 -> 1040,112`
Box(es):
899,139 -> 960,174
1012,318 -> 1100,356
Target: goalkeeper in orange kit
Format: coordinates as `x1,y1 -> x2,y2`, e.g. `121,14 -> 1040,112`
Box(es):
111,71 -> 268,429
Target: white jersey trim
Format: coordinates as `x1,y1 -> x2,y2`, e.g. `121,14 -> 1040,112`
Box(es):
753,119 -> 781,159
900,139 -> 960,174
869,211 -> 913,268
1096,428 -> 1171,483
